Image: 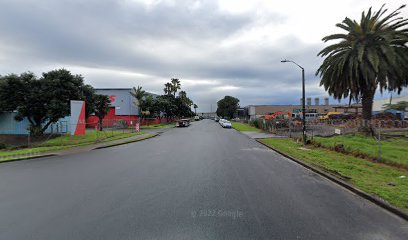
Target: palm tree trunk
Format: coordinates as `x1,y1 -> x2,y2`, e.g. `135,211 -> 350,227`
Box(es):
360,87 -> 376,134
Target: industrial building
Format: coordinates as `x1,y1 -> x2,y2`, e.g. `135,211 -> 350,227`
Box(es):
87,88 -> 141,127
244,98 -> 341,120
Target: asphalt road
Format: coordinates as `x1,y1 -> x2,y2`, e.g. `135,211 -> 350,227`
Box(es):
0,120 -> 407,240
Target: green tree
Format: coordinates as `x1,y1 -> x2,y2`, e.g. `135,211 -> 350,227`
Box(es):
93,94 -> 111,131
0,69 -> 89,135
155,95 -> 176,120
316,5 -> 408,129
82,84 -> 97,118
216,96 -> 240,119
383,101 -> 408,111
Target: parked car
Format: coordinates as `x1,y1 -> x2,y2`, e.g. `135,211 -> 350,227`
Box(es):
194,116 -> 200,121
214,117 -> 220,122
219,119 -> 226,125
176,119 -> 190,127
221,120 -> 232,128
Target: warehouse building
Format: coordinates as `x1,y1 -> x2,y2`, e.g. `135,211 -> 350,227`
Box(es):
87,88 -> 140,127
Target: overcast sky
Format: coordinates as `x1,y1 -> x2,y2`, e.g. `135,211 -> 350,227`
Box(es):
1,0 -> 407,112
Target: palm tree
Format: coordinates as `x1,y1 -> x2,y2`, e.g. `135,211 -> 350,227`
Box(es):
171,78 -> 181,97
130,86 -> 146,121
164,82 -> 172,95
316,5 -> 408,130
94,94 -> 111,131
193,104 -> 198,115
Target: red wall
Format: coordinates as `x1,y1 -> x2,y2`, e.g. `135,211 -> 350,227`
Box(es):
87,107 -> 167,128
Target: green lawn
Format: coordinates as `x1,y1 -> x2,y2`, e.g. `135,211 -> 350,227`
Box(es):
260,138 -> 408,212
313,134 -> 408,168
0,131 -> 146,162
232,122 -> 260,132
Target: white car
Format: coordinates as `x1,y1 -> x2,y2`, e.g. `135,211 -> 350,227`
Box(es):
222,121 -> 232,128
219,119 -> 232,128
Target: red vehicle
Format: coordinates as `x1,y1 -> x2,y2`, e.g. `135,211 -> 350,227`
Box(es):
264,111 -> 291,120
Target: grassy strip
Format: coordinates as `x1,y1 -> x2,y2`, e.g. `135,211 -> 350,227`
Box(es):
0,131 -> 146,161
313,134 -> 408,168
141,123 -> 175,130
232,122 -> 260,132
94,133 -> 158,149
40,131 -> 145,147
259,138 -> 408,212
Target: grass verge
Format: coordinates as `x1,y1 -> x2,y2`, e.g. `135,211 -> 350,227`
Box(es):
0,131 -> 146,162
95,133 -> 158,149
259,138 -> 408,213
313,134 -> 408,169
232,122 -> 260,132
141,123 -> 175,130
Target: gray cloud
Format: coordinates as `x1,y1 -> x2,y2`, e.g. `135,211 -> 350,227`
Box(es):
0,0 -> 405,112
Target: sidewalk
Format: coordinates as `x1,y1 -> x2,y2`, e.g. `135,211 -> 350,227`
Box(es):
239,131 -> 286,139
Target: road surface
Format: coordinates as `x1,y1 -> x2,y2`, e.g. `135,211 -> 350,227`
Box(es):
0,120 -> 407,239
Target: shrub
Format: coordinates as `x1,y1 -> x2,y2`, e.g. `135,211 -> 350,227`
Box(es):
0,142 -> 7,150
250,120 -> 259,128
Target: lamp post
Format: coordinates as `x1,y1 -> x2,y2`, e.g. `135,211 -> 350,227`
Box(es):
281,59 -> 306,145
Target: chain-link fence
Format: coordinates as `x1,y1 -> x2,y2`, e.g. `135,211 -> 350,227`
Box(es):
250,118 -> 408,138
246,118 -> 408,164
0,119 -> 146,151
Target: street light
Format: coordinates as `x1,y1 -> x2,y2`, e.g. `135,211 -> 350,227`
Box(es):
281,59 -> 306,145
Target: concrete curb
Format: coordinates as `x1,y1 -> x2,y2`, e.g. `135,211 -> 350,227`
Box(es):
255,139 -> 408,221
0,154 -> 57,164
93,133 -> 159,150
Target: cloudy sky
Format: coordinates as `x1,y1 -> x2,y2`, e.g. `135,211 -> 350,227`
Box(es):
0,0 -> 407,112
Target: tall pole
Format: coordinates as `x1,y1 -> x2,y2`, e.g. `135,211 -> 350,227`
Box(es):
281,59 -> 307,145
301,68 -> 306,145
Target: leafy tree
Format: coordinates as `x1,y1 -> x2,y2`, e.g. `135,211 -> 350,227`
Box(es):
93,94 -> 111,131
155,95 -> 176,120
143,95 -> 155,115
316,5 -> 408,130
132,80 -> 195,122
82,84 -> 97,118
193,104 -> 198,115
0,69 -> 89,135
216,96 -> 240,119
383,101 -> 408,111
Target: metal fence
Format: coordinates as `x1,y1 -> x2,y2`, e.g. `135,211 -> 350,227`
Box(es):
246,118 -> 408,163
0,119 -> 145,150
251,118 -> 408,138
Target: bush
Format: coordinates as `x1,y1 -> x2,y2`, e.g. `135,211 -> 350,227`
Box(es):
250,120 -> 259,128
0,142 -> 7,150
